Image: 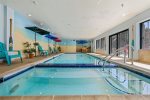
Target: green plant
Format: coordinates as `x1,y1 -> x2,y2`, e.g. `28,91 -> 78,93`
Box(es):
57,46 -> 61,52
33,42 -> 39,46
23,42 -> 36,54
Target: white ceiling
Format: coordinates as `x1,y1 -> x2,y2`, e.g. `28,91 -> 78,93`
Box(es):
1,0 -> 150,39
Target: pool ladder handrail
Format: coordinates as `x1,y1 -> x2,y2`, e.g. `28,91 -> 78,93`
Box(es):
98,45 -> 134,67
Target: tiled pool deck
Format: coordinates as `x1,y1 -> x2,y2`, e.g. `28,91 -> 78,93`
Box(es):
0,95 -> 150,100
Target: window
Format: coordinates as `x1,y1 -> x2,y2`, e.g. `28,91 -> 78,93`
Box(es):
109,29 -> 129,57
140,20 -> 150,49
101,37 -> 106,50
96,39 -> 101,49
96,37 -> 106,50
109,34 -> 118,54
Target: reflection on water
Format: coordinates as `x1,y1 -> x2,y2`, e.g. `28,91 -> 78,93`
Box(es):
0,67 -> 150,96
101,68 -> 150,94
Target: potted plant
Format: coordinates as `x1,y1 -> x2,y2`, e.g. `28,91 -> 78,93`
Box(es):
33,42 -> 39,47
23,42 -> 36,58
57,46 -> 61,52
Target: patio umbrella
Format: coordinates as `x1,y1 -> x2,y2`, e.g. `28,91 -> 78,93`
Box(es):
45,34 -> 58,40
54,38 -> 61,42
25,26 -> 49,56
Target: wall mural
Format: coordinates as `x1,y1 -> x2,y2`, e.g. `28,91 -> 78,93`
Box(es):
76,40 -> 91,53
13,12 -> 91,53
14,12 -> 54,53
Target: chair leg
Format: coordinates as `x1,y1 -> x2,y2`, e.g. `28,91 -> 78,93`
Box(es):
20,57 -> 23,63
6,56 -> 11,65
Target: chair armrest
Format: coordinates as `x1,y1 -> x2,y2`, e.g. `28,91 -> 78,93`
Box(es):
0,50 -> 5,52
9,50 -> 20,52
8,50 -> 22,56
41,50 -> 48,52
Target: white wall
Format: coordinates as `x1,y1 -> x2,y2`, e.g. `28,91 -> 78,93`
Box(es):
0,5 -> 14,50
0,4 -> 14,62
0,4 -> 4,43
93,8 -> 150,60
4,6 -> 14,50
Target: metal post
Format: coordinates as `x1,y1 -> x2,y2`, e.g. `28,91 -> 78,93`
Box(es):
35,32 -> 37,57
131,47 -> 134,65
124,48 -> 126,63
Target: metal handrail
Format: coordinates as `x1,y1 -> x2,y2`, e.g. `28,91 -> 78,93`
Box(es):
98,45 -> 134,67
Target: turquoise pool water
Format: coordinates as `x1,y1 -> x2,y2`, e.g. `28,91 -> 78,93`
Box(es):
0,53 -> 150,96
45,53 -> 100,64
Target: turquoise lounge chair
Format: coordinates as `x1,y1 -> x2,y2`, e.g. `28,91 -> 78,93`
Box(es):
53,47 -> 58,53
0,42 -> 22,65
48,46 -> 54,54
38,45 -> 49,56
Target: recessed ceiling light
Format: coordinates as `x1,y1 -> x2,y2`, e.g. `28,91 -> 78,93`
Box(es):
122,13 -> 126,17
28,14 -> 32,17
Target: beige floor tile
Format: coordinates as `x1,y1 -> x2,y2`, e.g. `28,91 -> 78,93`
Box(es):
22,96 -> 53,100
95,95 -> 109,100
124,95 -> 144,100
0,96 -> 23,100
109,95 -> 126,100
81,96 -> 95,100
142,95 -> 150,100
54,96 -> 81,100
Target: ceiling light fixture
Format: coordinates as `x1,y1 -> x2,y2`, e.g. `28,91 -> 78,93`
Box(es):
121,3 -> 124,8
122,13 -> 126,17
32,0 -> 38,5
121,3 -> 126,17
28,14 -> 32,17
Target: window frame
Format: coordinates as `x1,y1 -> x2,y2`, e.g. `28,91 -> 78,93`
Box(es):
140,19 -> 150,49
109,29 -> 129,57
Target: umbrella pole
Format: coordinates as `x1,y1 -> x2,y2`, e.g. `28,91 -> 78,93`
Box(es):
35,32 -> 37,57
47,38 -> 49,55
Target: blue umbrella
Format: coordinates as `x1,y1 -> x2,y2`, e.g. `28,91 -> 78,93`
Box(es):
45,34 -> 58,40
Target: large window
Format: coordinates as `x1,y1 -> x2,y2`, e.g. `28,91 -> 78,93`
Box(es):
96,39 -> 100,49
96,37 -> 106,50
109,34 -> 117,54
109,29 -> 129,57
101,37 -> 106,50
140,20 -> 150,49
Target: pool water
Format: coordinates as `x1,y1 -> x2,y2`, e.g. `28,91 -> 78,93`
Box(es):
0,53 -> 150,96
45,53 -> 100,64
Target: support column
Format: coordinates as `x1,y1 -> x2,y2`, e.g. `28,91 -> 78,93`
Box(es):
4,5 -> 14,50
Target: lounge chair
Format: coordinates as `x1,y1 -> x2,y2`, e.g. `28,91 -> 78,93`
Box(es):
49,46 -> 54,54
38,45 -> 49,56
53,47 -> 58,53
0,42 -> 22,65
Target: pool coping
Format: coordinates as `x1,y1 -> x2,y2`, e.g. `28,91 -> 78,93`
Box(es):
0,53 -> 63,81
87,53 -> 150,77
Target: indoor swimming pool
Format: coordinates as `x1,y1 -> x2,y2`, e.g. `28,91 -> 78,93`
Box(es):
44,53 -> 101,64
0,53 -> 150,96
